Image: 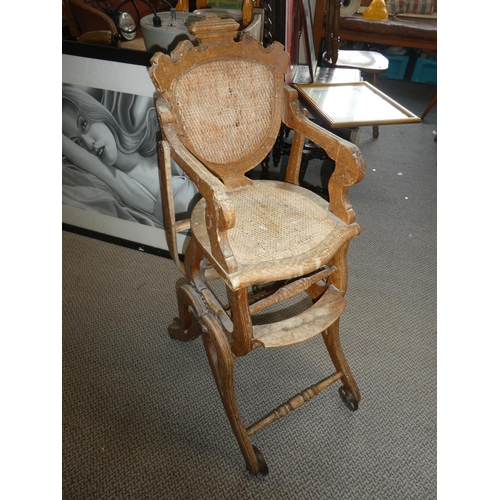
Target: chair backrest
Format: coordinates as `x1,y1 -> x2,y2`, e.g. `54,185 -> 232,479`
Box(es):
149,15 -> 289,187
323,0 -> 342,66
63,0 -> 117,38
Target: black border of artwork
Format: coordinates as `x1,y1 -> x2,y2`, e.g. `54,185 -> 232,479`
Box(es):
62,223 -> 173,258
62,40 -> 173,259
62,39 -> 154,66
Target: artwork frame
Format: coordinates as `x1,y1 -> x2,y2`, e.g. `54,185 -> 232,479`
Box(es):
299,0 -> 317,84
62,41 -> 197,257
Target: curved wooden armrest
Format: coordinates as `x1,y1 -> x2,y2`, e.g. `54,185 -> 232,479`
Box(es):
160,119 -> 237,274
282,85 -> 366,223
77,30 -> 119,46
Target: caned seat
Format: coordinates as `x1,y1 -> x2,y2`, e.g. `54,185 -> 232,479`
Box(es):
191,180 -> 360,289
149,14 -> 366,476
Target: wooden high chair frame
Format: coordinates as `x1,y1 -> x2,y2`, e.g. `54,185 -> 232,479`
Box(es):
149,15 -> 366,476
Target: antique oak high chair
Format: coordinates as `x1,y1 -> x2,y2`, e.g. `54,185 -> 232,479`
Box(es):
149,14 -> 366,476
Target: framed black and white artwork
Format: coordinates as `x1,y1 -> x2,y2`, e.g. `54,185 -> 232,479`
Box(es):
62,42 -> 199,256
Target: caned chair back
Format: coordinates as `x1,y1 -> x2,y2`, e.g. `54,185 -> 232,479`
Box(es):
149,16 -> 289,185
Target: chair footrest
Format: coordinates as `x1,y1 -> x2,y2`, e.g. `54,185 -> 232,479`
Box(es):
252,286 -> 346,348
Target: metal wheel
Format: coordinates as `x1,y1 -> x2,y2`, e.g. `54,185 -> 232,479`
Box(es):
338,385 -> 359,411
252,445 -> 269,476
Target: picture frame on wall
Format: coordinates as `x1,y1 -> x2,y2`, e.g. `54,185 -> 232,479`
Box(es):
62,41 -> 199,257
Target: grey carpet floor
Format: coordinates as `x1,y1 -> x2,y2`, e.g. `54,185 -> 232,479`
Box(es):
63,78 -> 437,499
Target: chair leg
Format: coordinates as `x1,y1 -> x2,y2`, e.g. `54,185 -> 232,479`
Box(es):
169,276 -> 267,475
169,241 -> 221,342
322,319 -> 360,406
168,284 -> 204,342
421,94 -> 437,120
200,312 -> 268,475
371,74 -> 380,139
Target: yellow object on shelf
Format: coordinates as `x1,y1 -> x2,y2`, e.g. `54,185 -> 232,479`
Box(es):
363,0 -> 388,21
176,0 -> 189,12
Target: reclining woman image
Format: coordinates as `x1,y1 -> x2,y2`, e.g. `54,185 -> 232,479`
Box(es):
62,83 -> 199,228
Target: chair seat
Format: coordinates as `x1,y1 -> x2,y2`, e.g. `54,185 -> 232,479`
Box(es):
336,49 -> 389,73
191,180 -> 360,289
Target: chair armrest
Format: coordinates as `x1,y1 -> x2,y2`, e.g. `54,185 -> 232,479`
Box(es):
77,30 -> 119,46
282,85 -> 366,224
157,99 -> 237,273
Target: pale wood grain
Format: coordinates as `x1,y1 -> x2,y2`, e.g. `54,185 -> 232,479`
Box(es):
150,15 -> 365,475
